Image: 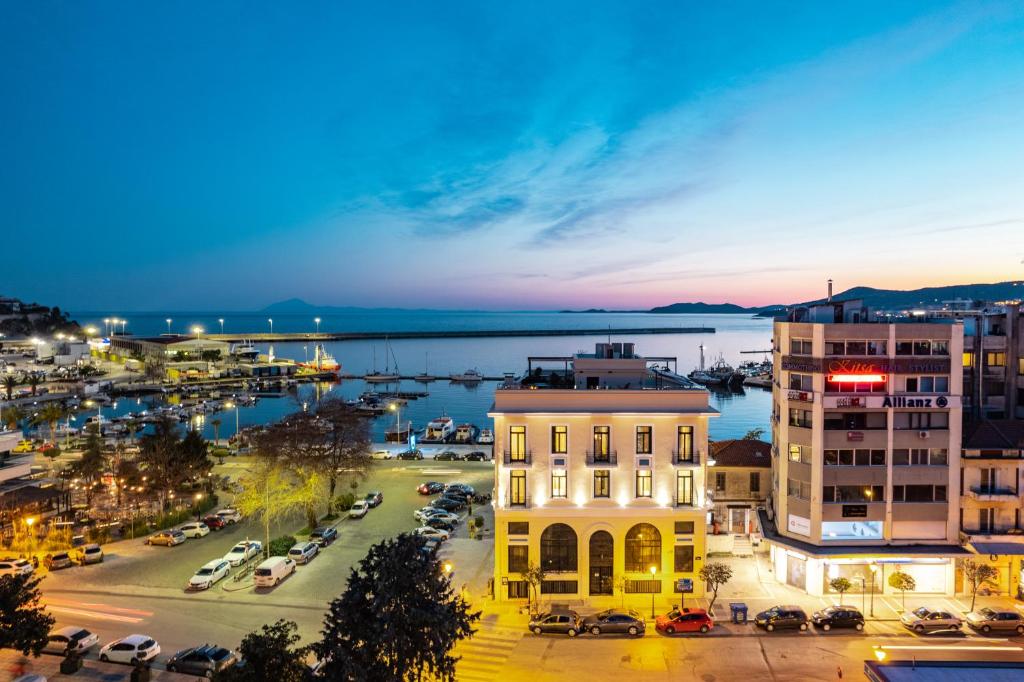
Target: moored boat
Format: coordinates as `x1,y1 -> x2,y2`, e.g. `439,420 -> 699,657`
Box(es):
450,368 -> 483,382
453,423 -> 477,443
421,415 -> 455,443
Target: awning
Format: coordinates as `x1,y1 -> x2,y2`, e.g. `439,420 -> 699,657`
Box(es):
970,542 -> 1024,556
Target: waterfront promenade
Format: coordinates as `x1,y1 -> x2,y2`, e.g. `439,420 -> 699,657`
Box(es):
205,325 -> 714,343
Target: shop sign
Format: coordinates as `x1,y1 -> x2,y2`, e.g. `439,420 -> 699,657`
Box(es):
823,395 -> 959,409
842,505 -> 868,518
882,395 -> 949,408
781,356 -> 951,374
788,514 -> 811,536
676,578 -> 693,593
846,431 -> 864,442
787,390 -> 812,402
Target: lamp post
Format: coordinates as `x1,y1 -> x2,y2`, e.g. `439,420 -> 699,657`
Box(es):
390,402 -> 402,442
218,318 -> 225,334
649,565 -> 657,618
166,318 -> 172,334
225,400 -> 239,440
854,575 -> 866,616
869,563 -> 878,617
314,317 -> 321,334
103,318 -> 110,336
25,516 -> 36,556
194,492 -> 204,521
192,326 -> 203,340
268,318 -> 273,335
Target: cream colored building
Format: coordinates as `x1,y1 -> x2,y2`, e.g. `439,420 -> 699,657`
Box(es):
490,343 -> 716,605
766,299 -> 971,597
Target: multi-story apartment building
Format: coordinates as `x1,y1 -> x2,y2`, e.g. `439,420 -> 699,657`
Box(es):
708,439 -> 771,535
764,298 -> 971,596
490,343 -> 716,605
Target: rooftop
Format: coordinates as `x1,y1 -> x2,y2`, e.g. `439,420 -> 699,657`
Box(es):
964,420 -> 1024,450
710,439 -> 771,468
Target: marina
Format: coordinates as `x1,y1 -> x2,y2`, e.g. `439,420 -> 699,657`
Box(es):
201,325 -> 715,343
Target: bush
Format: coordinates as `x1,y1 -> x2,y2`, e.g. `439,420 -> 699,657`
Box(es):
333,492 -> 355,512
43,527 -> 74,551
86,526 -> 111,545
473,515 -> 484,530
269,535 -> 297,557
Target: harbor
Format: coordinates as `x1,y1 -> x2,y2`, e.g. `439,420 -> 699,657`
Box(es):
201,325 -> 715,343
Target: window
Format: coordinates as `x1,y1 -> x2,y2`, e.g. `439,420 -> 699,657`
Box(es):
509,471 -> 526,505
789,373 -> 813,391
541,580 -> 578,594
825,341 -> 845,356
624,579 -> 662,594
750,472 -> 760,493
790,338 -> 812,355
905,376 -> 949,393
789,444 -> 811,464
674,521 -> 695,534
823,412 -> 887,430
551,469 -> 567,498
1019,358 -> 1024,376
636,426 -> 652,455
914,340 -> 931,355
593,426 -> 610,456
507,580 -> 529,598
540,523 -> 577,572
987,352 -> 1007,367
675,471 -> 693,506
676,426 -> 694,461
825,375 -> 887,393
896,341 -> 913,356
625,523 -> 661,572
892,485 -> 946,502
824,449 -> 886,466
789,409 -> 812,428
635,469 -> 652,498
867,340 -> 887,356
509,426 -> 526,460
787,478 -> 811,500
892,448 -> 947,466
715,472 -> 726,492
551,425 -> 567,454
674,545 -> 694,572
508,545 -> 529,573
932,340 -> 948,355
508,522 -> 529,535
593,470 -> 610,498
964,352 -> 974,368
823,485 -> 884,503
892,412 -> 949,430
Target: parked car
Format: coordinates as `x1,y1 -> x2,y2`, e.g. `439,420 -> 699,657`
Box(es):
202,515 -> 227,530
288,541 -> 319,564
13,439 -> 35,453
900,607 -> 962,633
309,526 -> 337,547
811,606 -> 865,631
364,491 -> 383,507
446,483 -> 476,496
188,559 -> 231,590
44,552 -> 74,570
216,508 -> 242,524
254,556 -> 296,587
75,543 -> 104,564
166,644 -> 238,677
529,608 -> 583,636
42,626 -> 99,656
417,481 -> 445,495
435,450 -> 462,461
655,607 -> 714,634
179,522 -> 210,539
413,526 -> 450,541
146,530 -> 186,547
371,449 -> 392,460
582,609 -> 646,636
415,508 -> 458,524
420,537 -> 443,555
464,451 -> 489,461
755,605 -> 809,632
223,541 -> 262,567
431,497 -> 464,512
425,516 -> 456,532
349,501 -> 369,519
99,634 -> 160,664
396,449 -> 423,460
966,608 -> 1024,634
0,558 -> 34,577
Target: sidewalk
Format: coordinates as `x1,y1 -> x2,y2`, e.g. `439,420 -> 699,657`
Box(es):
0,649 -> 192,681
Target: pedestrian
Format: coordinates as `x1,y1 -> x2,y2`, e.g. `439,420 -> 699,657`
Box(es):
837,665 -> 843,679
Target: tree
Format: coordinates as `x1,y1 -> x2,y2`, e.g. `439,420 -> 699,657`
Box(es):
254,413 -> 331,528
234,461 -> 322,552
3,373 -> 21,400
523,562 -> 546,615
316,534 -> 480,682
211,418 -> 222,445
315,398 -> 372,510
699,561 -> 733,614
2,403 -> 24,430
741,427 -> 765,441
179,428 -> 214,488
138,417 -> 211,510
33,402 -> 65,445
960,559 -> 1000,611
25,372 -> 43,396
0,574 -> 56,656
613,574 -> 629,608
829,577 -> 852,604
888,569 -> 916,612
73,427 -> 107,505
216,620 -> 309,682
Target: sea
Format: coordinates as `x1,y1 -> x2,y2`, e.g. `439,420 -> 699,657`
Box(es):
70,311 -> 774,443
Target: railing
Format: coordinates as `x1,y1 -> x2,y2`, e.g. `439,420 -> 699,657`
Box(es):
969,486 -> 1018,499
502,451 -> 532,465
672,450 -> 699,466
585,450 -> 617,466
963,526 -> 1024,536
505,492 -> 531,508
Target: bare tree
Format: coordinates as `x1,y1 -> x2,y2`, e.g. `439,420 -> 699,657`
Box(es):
315,397 -> 372,506
959,558 -> 1000,611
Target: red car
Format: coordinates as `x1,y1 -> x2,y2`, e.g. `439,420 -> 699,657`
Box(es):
655,607 -> 713,634
417,482 -> 445,495
202,515 -> 226,530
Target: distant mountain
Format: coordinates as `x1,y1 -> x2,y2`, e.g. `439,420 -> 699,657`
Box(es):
260,298 -> 473,314
649,301 -> 769,314
795,280 -> 1024,311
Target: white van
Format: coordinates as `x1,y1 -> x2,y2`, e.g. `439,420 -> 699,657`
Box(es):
253,556 -> 296,587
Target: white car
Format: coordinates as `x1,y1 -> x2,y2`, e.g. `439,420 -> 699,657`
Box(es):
216,508 -> 242,524
99,634 -> 161,664
223,541 -> 262,566
349,501 -> 369,519
43,626 -> 99,655
414,507 -> 459,524
179,522 -> 210,539
0,558 -> 34,577
414,526 -> 450,541
188,559 -> 231,590
371,449 -> 392,460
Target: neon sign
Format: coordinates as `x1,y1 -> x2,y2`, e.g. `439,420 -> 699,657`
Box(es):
827,373 -> 886,383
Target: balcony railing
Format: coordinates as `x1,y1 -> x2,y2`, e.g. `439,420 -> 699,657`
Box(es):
585,450 -> 617,466
672,450 -> 700,466
963,527 -> 1024,537
505,492 -> 531,508
502,451 -> 532,466
968,486 -> 1018,501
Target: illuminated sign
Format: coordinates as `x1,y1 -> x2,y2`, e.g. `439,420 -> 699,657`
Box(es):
781,357 -> 951,374
827,373 -> 886,383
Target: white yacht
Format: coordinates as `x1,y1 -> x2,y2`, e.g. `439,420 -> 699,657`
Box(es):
230,341 -> 260,362
450,368 -> 483,382
421,415 -> 455,443
476,428 -> 494,445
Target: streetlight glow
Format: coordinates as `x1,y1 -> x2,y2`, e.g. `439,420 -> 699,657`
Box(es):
314,317 -> 321,334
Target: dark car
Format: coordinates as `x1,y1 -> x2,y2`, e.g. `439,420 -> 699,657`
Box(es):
464,451 -> 489,461
445,483 -> 476,496
755,605 -> 809,632
202,515 -> 227,530
364,491 -> 383,507
529,609 -> 583,637
812,606 -> 865,632
582,609 -> 646,636
425,517 -> 456,532
166,644 -> 238,677
420,537 -> 443,556
435,450 -> 462,461
432,497 -> 465,512
310,526 -> 338,547
397,449 -> 423,460
417,482 -> 445,495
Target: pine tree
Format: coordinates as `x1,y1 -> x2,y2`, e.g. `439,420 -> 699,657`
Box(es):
0,574 -> 55,656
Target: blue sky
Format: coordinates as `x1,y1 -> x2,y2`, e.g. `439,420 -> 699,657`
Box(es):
3,1 -> 1023,310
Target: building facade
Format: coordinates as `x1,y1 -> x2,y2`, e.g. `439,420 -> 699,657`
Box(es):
708,439 -> 771,535
491,343 -> 716,605
765,299 -> 970,596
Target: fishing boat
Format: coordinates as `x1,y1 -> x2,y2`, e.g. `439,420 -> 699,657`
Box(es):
450,368 -> 483,382
453,423 -> 477,444
385,420 -> 413,443
476,428 -> 494,445
421,415 -> 455,443
300,344 -> 340,373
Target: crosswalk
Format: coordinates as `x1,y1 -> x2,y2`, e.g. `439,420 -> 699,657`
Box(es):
454,623 -> 522,681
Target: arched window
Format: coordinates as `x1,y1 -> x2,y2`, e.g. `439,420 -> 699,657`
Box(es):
624,523 -> 661,572
540,523 -> 578,572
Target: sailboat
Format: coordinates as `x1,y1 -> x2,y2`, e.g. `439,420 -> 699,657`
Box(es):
414,352 -> 436,383
364,338 -> 400,383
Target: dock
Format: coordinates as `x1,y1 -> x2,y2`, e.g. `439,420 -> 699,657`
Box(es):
205,326 -> 714,343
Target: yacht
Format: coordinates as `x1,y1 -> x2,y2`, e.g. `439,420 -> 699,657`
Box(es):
421,415 -> 455,443
476,428 -> 494,445
453,423 -> 477,444
450,368 -> 483,382
366,339 -> 400,383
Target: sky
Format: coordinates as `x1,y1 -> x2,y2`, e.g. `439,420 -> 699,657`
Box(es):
2,1 -> 1024,311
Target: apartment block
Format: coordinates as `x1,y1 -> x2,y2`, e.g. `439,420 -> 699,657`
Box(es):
490,343 -> 716,604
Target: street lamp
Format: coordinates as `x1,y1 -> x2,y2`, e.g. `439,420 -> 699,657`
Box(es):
444,561 -> 453,575
166,318 -> 172,334
225,401 -> 239,440
390,402 -> 402,443
314,317 -> 321,334
218,318 -> 225,334
194,492 -> 204,520
192,326 -> 203,340
268,318 -> 273,334
869,563 -> 878,617
649,565 -> 657,618
103,318 -> 110,336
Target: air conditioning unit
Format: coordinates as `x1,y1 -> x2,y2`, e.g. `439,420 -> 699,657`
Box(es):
918,430 -> 929,439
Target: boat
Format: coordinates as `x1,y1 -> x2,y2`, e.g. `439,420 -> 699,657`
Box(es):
414,352 -> 436,383
450,368 -> 484,382
421,415 -> 455,443
230,340 -> 260,362
687,346 -> 745,389
385,420 -> 413,443
365,339 -> 400,383
453,423 -> 477,444
365,372 -> 400,383
477,428 -> 494,445
300,344 -> 340,373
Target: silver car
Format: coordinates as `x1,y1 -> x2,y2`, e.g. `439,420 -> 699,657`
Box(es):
966,608 -> 1024,635
900,606 -> 962,633
581,609 -> 646,636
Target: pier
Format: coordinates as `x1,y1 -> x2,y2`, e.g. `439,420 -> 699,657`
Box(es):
205,326 -> 714,343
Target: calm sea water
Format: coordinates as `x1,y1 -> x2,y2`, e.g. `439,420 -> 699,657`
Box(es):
72,311 -> 774,442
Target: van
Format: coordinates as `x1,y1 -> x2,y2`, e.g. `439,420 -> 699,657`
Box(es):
253,556 -> 296,587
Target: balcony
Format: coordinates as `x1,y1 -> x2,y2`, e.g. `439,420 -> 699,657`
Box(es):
502,451 -> 532,466
968,486 -> 1019,502
505,492 -> 531,508
673,492 -> 697,508
672,450 -> 701,466
585,451 -> 617,466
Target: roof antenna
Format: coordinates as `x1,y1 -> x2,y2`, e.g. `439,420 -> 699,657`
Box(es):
827,279 -> 833,303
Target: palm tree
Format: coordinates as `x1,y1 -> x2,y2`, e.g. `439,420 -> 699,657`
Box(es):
25,373 -> 43,396
2,373 -> 20,400
210,418 -> 222,446
2,404 -> 25,430
33,403 -> 66,445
